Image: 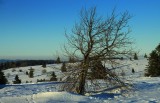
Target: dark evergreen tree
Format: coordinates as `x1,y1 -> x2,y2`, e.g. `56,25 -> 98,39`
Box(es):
144,53 -> 148,58
156,43 -> 160,55
29,67 -> 34,78
50,71 -> 57,81
61,62 -> 67,72
145,43 -> 160,77
56,56 -> 61,64
13,75 -> 21,84
130,57 -> 132,61
42,63 -> 46,68
134,53 -> 138,60
0,69 -> 8,84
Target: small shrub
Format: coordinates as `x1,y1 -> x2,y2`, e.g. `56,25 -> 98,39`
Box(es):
130,57 -> 132,61
13,75 -> 21,84
12,68 -> 16,72
50,71 -> 57,81
26,71 -> 29,75
56,56 -> 61,64
42,79 -> 45,81
144,53 -> 148,58
42,63 -> 46,68
120,57 -> 124,60
61,62 -> 67,72
42,69 -> 47,74
29,67 -> 34,78
19,69 -> 22,72
132,68 -> 135,73
120,70 -> 125,76
37,79 -> 46,82
134,53 -> 138,60
6,73 -> 10,78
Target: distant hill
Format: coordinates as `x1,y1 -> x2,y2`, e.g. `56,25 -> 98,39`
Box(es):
0,59 -> 16,63
0,59 -> 55,70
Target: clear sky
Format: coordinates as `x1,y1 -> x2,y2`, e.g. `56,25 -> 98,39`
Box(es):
0,0 -> 160,60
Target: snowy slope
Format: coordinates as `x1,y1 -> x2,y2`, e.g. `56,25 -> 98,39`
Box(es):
1,92 -> 100,103
1,58 -> 160,103
3,64 -> 63,84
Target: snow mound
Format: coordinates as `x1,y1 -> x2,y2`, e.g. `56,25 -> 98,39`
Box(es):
0,92 -> 100,103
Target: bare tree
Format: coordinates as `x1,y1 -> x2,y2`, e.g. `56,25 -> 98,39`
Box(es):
63,7 -> 133,95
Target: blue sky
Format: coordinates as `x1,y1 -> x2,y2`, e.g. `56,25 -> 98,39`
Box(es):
0,0 -> 160,59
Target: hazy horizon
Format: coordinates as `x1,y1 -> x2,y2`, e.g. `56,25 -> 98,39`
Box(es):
0,0 -> 160,59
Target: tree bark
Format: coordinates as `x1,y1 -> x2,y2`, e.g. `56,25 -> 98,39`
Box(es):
78,58 -> 89,95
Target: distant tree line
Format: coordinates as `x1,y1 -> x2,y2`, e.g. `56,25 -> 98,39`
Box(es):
0,60 -> 55,70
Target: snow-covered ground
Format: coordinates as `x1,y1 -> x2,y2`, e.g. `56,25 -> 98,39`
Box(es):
1,58 -> 160,103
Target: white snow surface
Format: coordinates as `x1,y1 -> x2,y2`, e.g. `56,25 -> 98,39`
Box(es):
1,58 -> 160,103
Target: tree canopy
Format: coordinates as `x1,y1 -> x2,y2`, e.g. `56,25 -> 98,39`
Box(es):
63,7 -> 133,95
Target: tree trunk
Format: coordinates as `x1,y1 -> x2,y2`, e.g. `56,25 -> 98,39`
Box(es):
78,59 -> 89,95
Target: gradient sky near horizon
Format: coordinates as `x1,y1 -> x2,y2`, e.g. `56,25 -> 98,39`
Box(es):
0,0 -> 160,59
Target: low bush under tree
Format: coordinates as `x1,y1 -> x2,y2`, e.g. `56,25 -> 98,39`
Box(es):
90,60 -> 106,79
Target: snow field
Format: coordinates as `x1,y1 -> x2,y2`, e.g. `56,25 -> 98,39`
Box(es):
1,58 -> 160,103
